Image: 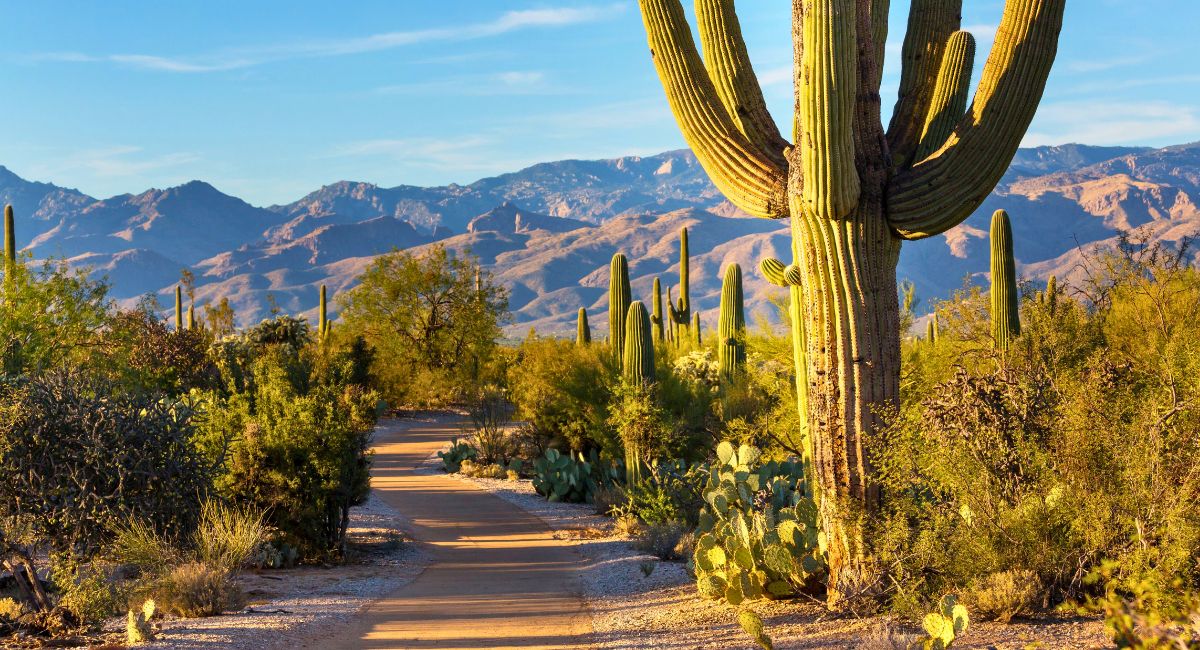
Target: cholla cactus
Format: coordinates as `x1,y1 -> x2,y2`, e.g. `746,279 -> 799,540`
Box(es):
638,0 -> 1064,601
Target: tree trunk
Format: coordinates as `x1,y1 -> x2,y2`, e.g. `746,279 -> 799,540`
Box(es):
789,184 -> 901,605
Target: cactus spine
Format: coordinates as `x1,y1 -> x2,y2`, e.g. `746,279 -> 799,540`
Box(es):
718,264 -> 745,379
174,286 -> 183,331
577,307 -> 591,345
3,204 -> 14,268
609,253 -> 631,366
639,0 -> 1065,603
651,277 -> 665,342
990,210 -> 1020,351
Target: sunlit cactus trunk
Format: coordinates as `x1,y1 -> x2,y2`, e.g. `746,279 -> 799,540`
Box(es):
577,307 -> 591,344
990,210 -> 1020,351
622,300 -> 655,485
667,227 -> 691,337
651,277 -> 665,342
639,0 -> 1064,605
717,263 -> 745,379
174,285 -> 183,331
319,284 -> 329,341
609,253 -> 631,367
3,205 -> 14,268
187,304 -> 196,330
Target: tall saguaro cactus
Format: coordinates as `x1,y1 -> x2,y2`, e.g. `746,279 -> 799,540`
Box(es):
651,277 -> 665,342
667,228 -> 691,336
639,0 -> 1064,602
623,301 -> 655,385
319,284 -> 330,341
3,205 -> 14,269
577,307 -> 592,345
990,210 -> 1021,351
174,286 -> 183,331
691,312 -> 701,346
187,304 -> 196,330
718,264 -> 745,379
609,254 -> 632,366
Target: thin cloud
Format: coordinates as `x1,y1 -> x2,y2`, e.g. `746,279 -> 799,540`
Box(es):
30,5 -> 624,73
1024,100 -> 1200,146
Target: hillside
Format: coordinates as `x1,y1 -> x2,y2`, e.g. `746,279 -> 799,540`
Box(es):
2,142 -> 1196,336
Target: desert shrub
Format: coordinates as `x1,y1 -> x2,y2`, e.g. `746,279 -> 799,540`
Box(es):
625,459 -> 708,526
634,521 -> 689,561
507,337 -> 614,453
592,484 -> 627,516
438,438 -> 478,473
204,352 -> 378,560
608,382 -> 672,483
693,442 -> 823,604
1078,561 -> 1200,649
0,258 -> 110,378
338,246 -> 509,407
49,555 -> 125,629
0,372 -> 211,556
967,569 -> 1041,623
458,460 -> 509,480
110,501 -> 265,619
154,562 -> 243,618
100,308 -> 217,394
465,384 -> 515,464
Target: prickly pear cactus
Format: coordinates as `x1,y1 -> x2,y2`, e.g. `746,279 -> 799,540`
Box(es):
532,448 -> 600,503
692,441 -> 825,604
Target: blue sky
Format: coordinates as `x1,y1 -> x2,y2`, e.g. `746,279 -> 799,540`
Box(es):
0,1 -> 1195,206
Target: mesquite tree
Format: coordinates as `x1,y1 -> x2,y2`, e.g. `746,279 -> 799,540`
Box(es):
638,0 -> 1064,601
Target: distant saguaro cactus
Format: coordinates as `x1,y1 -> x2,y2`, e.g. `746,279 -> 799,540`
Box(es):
609,253 -> 631,367
990,210 -> 1020,351
651,277 -> 665,342
174,286 -> 183,331
577,307 -> 591,345
667,228 -> 691,337
3,204 -> 14,268
187,305 -> 196,330
718,264 -> 745,379
1045,274 -> 1058,314
638,0 -> 1065,601
319,284 -> 329,341
692,312 -> 701,347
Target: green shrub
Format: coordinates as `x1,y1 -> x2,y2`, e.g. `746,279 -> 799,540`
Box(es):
507,337 -> 614,453
625,459 -> 708,526
692,442 -> 824,604
50,555 -> 125,629
438,438 -> 478,473
465,384 -> 514,464
210,358 -> 377,560
0,372 -> 211,555
531,448 -> 617,503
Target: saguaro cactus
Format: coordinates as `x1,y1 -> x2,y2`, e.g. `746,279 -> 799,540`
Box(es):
990,210 -> 1020,351
718,264 -> 745,379
3,204 -> 14,268
187,304 -> 196,330
651,277 -> 665,342
609,253 -> 632,366
623,301 -> 655,385
667,228 -> 691,336
639,0 -> 1064,602
692,312 -> 701,346
319,284 -> 330,340
1044,274 -> 1058,314
174,286 -> 183,331
577,307 -> 591,345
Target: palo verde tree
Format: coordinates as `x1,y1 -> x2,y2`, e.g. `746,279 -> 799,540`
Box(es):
338,245 -> 508,406
638,0 -> 1065,602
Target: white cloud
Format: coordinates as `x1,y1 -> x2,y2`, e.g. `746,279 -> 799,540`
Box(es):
1023,100 -> 1200,146
31,5 -> 625,73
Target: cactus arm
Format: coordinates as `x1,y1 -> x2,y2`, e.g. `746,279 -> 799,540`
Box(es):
796,0 -> 860,220
695,0 -> 790,168
913,30 -> 976,163
886,0 -> 1066,239
638,0 -> 788,219
885,0 -> 963,167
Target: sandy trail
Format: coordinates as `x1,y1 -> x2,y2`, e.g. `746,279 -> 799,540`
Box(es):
316,415 -> 594,649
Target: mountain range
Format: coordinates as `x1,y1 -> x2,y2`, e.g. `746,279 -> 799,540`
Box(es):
4,141 -> 1197,337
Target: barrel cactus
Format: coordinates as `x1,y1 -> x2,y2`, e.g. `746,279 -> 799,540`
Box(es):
718,264 -> 745,380
577,307 -> 591,345
990,210 -> 1020,351
609,253 -> 631,366
638,0 -> 1064,601
693,442 -> 824,605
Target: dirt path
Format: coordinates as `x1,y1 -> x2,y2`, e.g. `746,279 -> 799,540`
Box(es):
316,415 -> 595,649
